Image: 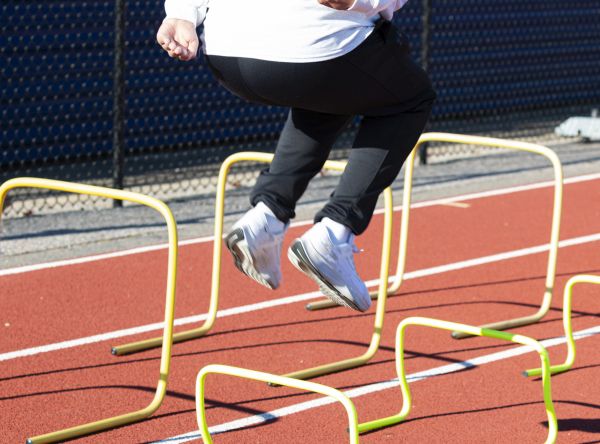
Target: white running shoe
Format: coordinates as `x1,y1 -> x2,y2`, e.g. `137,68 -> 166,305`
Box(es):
287,222 -> 371,312
225,204 -> 287,289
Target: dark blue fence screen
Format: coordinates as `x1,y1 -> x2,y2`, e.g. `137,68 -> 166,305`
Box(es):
2,0 -> 600,196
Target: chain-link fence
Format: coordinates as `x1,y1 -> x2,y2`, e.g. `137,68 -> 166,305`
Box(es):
2,0 -> 599,217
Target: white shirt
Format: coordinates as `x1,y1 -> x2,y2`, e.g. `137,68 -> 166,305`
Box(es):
164,0 -> 409,63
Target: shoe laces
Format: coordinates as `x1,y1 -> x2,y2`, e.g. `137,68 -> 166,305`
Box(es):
347,235 -> 362,255
334,236 -> 362,274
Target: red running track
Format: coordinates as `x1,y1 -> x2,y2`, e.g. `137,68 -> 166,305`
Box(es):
1,176 -> 599,443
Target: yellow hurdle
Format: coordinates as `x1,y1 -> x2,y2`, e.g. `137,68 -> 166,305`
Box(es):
357,316 -> 557,444
307,132 -> 564,341
114,152 -> 394,381
0,178 -> 178,444
194,317 -> 557,443
195,364 -> 359,444
525,274 -> 600,377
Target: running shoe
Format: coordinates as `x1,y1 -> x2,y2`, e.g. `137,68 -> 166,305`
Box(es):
287,222 -> 371,312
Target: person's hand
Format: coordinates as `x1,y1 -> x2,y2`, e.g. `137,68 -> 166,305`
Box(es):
317,0 -> 354,10
157,18 -> 199,61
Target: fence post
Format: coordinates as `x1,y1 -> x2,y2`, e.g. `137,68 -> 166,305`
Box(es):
418,0 -> 431,165
112,0 -> 126,207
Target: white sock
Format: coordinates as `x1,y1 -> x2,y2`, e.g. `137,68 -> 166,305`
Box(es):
255,201 -> 286,232
321,217 -> 352,244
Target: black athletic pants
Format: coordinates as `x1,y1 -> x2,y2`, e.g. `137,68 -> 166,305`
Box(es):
205,19 -> 436,234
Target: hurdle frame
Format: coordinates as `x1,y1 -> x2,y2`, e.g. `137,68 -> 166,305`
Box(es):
525,274 -> 600,377
114,152 -> 394,381
357,316 -> 557,444
195,364 -> 359,444
0,178 -> 178,444
306,132 -> 564,340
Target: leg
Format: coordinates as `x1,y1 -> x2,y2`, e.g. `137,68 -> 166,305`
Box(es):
206,56 -> 351,290
225,109 -> 348,290
315,97 -> 434,234
288,21 -> 435,310
205,54 -> 352,222
225,109 -> 350,290
290,99 -> 433,310
313,21 -> 436,234
251,109 -> 351,223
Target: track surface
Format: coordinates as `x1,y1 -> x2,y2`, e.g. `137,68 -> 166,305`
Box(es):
1,177 -> 599,443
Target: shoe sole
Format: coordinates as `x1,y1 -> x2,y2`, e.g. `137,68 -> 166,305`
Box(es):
288,239 -> 366,312
225,228 -> 276,290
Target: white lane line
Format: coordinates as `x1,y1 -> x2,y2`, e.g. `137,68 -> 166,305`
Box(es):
1,232 -> 599,363
154,325 -> 600,443
400,171 -> 600,213
404,232 -> 600,280
0,236 -> 211,277
0,290 -> 322,362
439,201 -> 470,208
2,172 -> 600,278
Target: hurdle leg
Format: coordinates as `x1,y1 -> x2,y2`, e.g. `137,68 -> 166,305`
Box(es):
0,178 -> 178,444
357,316 -> 558,444
525,274 -> 600,377
110,153 -> 235,355
113,152 -> 263,355
196,364 -> 359,444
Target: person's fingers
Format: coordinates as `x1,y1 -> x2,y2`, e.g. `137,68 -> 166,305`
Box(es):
156,22 -> 174,47
186,38 -> 199,59
167,46 -> 190,60
157,25 -> 198,61
179,51 -> 194,61
159,39 -> 171,53
156,30 -> 170,45
173,46 -> 189,57
157,36 -> 171,48
165,44 -> 180,57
